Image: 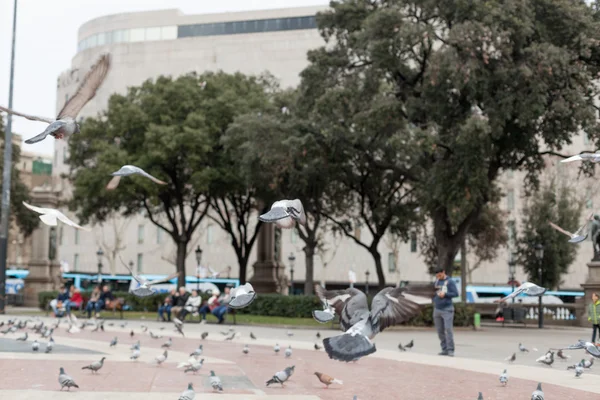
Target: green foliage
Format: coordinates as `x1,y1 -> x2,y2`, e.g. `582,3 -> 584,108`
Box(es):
406,303 -> 475,327
234,294 -> 322,318
516,178 -> 583,289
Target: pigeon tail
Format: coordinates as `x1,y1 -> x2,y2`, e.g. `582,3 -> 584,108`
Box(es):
266,377 -> 282,386
312,310 -> 335,323
332,379 -> 343,385
323,333 -> 376,362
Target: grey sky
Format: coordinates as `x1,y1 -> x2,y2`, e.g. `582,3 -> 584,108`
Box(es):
0,0 -> 328,157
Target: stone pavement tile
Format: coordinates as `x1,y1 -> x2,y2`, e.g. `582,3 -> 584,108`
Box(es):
1,392 -> 322,400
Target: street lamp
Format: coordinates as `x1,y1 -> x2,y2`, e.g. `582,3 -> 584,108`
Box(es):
534,243 -> 544,329
96,248 -> 104,285
195,246 -> 203,293
288,252 -> 296,295
508,251 -> 517,321
365,270 -> 370,296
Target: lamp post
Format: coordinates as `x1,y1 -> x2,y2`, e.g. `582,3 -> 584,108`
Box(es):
288,252 -> 296,295
365,270 -> 370,296
195,246 -> 203,293
96,248 -> 104,285
534,243 -> 544,329
508,251 -> 516,321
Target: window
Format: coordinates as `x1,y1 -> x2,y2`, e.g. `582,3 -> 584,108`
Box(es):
506,189 -> 515,211
136,253 -> 143,274
145,27 -> 161,41
160,26 -> 177,40
112,29 -> 130,43
388,252 -> 396,272
584,131 -> 590,145
97,32 -> 106,46
207,225 -> 214,244
130,28 -> 145,42
59,227 -> 63,246
586,187 -> 594,209
137,224 -> 145,244
156,227 -> 163,244
74,229 -> 79,245
88,34 -> 97,47
291,228 -> 298,244
410,231 -> 417,253
507,220 -> 516,248
73,254 -> 79,271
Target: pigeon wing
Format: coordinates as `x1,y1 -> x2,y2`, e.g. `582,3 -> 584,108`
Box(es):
315,285 -> 368,331
119,255 -> 145,284
57,54 -> 111,119
574,212 -> 594,236
0,105 -> 54,124
22,201 -> 51,215
138,168 -> 168,185
548,221 -> 574,238
560,154 -> 584,163
55,211 -> 91,231
498,285 -> 527,302
147,272 -> 179,286
586,344 -> 600,357
106,175 -> 121,190
289,199 -> 307,225
370,287 -> 423,334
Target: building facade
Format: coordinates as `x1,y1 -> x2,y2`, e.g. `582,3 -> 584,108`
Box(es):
51,6 -> 595,291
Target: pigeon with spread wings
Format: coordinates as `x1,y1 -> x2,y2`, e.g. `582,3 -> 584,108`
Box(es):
0,54 -> 111,144
120,256 -> 179,297
495,282 -> 547,303
560,152 -> 600,164
228,283 -> 257,309
554,340 -> 600,359
259,199 -> 306,229
548,213 -> 593,243
315,283 -> 436,361
22,201 -> 90,231
106,165 -> 167,190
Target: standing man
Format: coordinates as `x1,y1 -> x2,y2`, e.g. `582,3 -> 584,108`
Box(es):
433,267 -> 458,357
588,292 -> 600,343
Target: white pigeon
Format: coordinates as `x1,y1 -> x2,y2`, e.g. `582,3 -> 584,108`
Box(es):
0,54 -> 111,144
499,369 -> 508,386
259,199 -> 307,229
274,343 -> 280,354
561,152 -> 600,163
575,365 -> 584,377
22,202 -> 90,231
548,213 -> 593,244
177,356 -> 199,369
497,282 -> 547,303
178,383 -> 195,400
152,350 -> 168,366
184,359 -> 204,374
189,345 -> 203,357
45,337 -> 54,353
228,283 -> 257,309
312,299 -> 336,323
130,347 -> 140,361
285,345 -> 292,358
106,165 -> 167,190
209,370 -> 223,392
120,256 -> 178,297
243,344 -> 249,355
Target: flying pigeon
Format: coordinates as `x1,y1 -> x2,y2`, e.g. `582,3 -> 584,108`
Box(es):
499,369 -> 508,386
259,199 -> 306,229
58,367 -> 79,391
119,257 -> 178,297
152,350 -> 168,366
575,365 -> 584,377
184,359 -> 204,374
22,202 -> 90,231
314,371 -> 343,388
109,337 -> 117,347
266,366 -> 295,387
561,152 -> 600,164
201,332 -> 208,340
32,340 -> 39,351
274,343 -> 280,354
209,370 -> 223,392
82,357 -> 105,373
16,332 -> 27,341
0,54 -> 111,144
228,283 -> 257,309
519,343 -> 529,352
496,283 -> 547,303
548,213 -> 593,243
315,283 -> 436,361
531,382 -> 544,400
45,337 -> 54,353
190,345 -> 203,357
162,337 -> 172,348
106,165 -> 167,190
312,299 -> 336,323
178,383 -> 195,400
556,340 -> 600,358
285,345 -> 292,358
250,332 -> 256,340
583,358 -> 594,368
243,344 -> 249,354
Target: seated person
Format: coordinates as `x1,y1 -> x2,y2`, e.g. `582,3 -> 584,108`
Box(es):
85,286 -> 101,318
68,286 -> 84,314
171,286 -> 190,317
49,285 -> 70,317
177,290 -> 201,321
158,289 -> 175,322
199,287 -> 231,324
90,285 -> 115,318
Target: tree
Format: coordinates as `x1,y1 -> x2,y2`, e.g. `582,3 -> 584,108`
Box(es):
94,214 -> 130,275
516,178 -> 583,289
0,117 -> 38,238
300,0 -> 600,276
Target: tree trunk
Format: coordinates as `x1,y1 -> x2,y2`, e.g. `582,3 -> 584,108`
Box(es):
303,244 -> 316,295
237,252 -> 248,285
175,240 -> 188,289
460,239 -> 467,304
436,241 -> 461,276
370,249 -> 386,291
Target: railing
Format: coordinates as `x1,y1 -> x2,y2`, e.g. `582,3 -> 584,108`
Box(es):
474,303 -> 582,326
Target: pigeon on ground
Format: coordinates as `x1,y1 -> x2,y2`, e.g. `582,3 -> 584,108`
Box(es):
477,393 -> 483,400
209,370 -> 223,392
201,332 -> 208,340
536,351 -> 554,367
58,367 -> 79,391
130,330 -> 134,338
32,340 -> 39,351
499,369 -> 508,386
130,346 -> 140,361
506,353 -> 516,362
190,345 -> 203,357
312,299 -> 336,323
16,332 -> 27,341
243,344 -> 249,354
287,331 -> 294,337
316,332 -> 321,339
184,359 -> 204,374
221,328 -> 234,335
285,345 -> 292,358
45,337 -> 54,353
314,371 -> 343,388
119,322 -> 127,328
224,332 -> 236,341
561,152 -> 600,164
130,340 -> 140,350
496,283 -> 547,303
153,350 -> 168,366
140,324 -> 147,332
250,332 -> 256,340
575,365 -> 584,377
110,337 -> 117,347
82,357 -> 106,373
149,331 -> 162,339
228,283 -> 257,309
314,343 -> 322,350
120,256 -> 178,297
162,338 -> 172,348
0,53 -> 110,144
531,382 -> 544,400
405,340 -> 414,349
583,358 -> 594,368
557,340 -> 600,359
22,202 -> 90,231
548,214 -> 593,243
174,319 -> 185,337
178,383 -> 195,400
557,349 -> 570,360
519,343 -> 529,352
315,283 -> 436,361
398,343 -> 406,351
259,199 -> 306,229
106,165 -> 167,190
266,366 -> 295,387
274,343 -> 280,354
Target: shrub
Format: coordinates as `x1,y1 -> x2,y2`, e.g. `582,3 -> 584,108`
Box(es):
38,291 -> 59,310
406,303 -> 475,327
235,294 -> 322,318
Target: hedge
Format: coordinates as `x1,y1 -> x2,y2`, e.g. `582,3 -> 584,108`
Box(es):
38,291 -> 474,326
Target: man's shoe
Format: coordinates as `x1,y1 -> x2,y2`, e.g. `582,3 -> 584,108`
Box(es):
199,320 -> 206,325
438,351 -> 448,356
447,352 -> 455,357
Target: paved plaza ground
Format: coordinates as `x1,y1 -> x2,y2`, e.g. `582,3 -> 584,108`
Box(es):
0,314 -> 598,399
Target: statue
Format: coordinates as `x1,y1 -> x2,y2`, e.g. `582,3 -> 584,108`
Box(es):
591,215 -> 600,260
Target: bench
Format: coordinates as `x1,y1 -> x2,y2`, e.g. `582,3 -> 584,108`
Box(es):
191,307 -> 237,325
502,307 -> 527,327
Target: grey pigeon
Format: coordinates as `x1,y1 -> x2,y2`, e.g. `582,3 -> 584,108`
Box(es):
398,343 -> 406,351
45,337 -> 54,353
548,213 -> 593,243
250,332 -> 256,340
32,340 -> 39,351
312,299 -> 336,323
266,366 -> 295,387
259,199 -> 307,229
575,365 -> 584,377
130,340 -> 140,350
179,383 -> 195,400
16,332 -> 27,341
150,331 -> 162,339
567,359 -> 585,370
228,283 -> 257,309
519,343 -> 529,352
0,54 -> 111,144
285,345 -> 292,358
315,283 -> 436,361
162,337 -> 173,348
274,343 -> 280,354
174,319 -> 185,337
120,256 -> 178,297
190,345 -> 203,357
43,328 -> 53,338
201,332 -> 208,340
477,393 -> 483,400
209,370 -> 223,391
106,165 -> 167,190
82,357 -> 105,373
531,382 -> 544,400
224,332 -> 236,341
405,340 -> 414,349
184,359 -> 204,374
58,367 -> 79,390
286,330 -> 294,337
109,336 -> 117,347
558,340 -> 600,359
561,151 -> 600,164
499,369 -> 508,386
498,283 -> 547,303
130,347 -> 140,361
243,344 -> 249,354
506,353 -> 516,362
153,350 -> 168,365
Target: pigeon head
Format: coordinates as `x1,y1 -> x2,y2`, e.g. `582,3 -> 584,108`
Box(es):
536,382 -> 542,390
100,357 -> 106,362
187,383 -> 193,390
59,367 -> 65,374
210,370 -> 216,376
